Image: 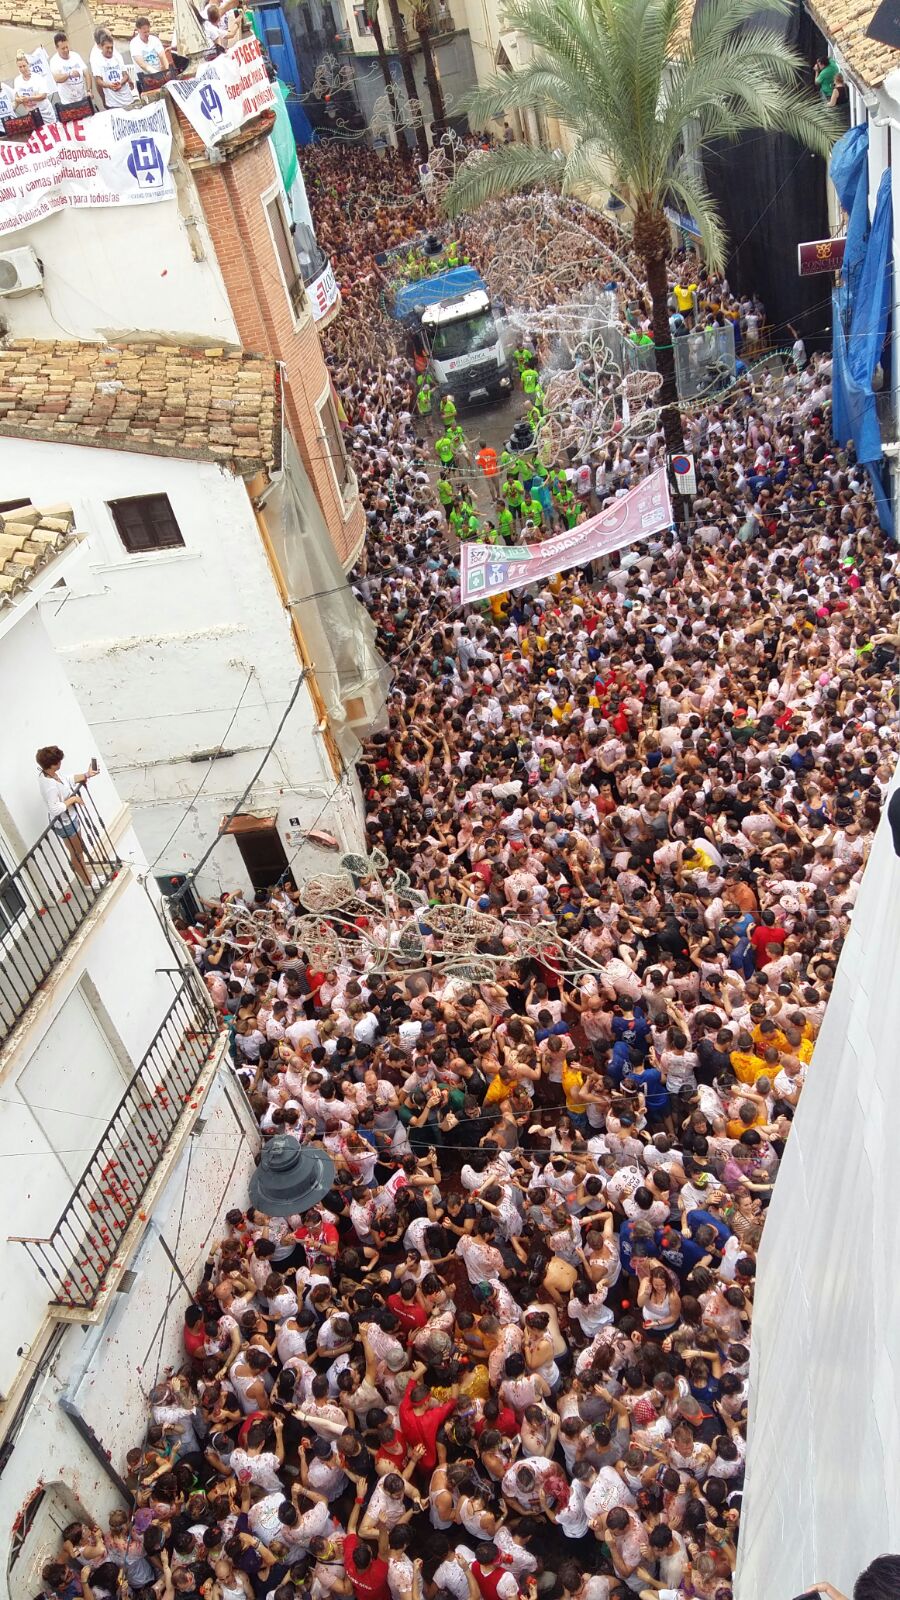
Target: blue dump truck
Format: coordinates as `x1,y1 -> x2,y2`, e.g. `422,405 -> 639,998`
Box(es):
391,264 -> 513,406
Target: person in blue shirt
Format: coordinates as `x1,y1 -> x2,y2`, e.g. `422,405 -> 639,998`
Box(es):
619,1217 -> 658,1277
685,1206 -> 733,1248
655,1223 -> 712,1279
609,1041 -> 642,1086
611,1003 -> 651,1058
623,1061 -> 669,1121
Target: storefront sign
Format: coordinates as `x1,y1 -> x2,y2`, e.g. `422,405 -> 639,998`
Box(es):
307,258 -> 340,321
460,470 -> 673,604
166,36 -> 276,148
0,102 -> 173,237
797,236 -> 846,276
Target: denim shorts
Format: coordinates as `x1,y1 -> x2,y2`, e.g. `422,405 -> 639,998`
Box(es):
53,814 -> 80,839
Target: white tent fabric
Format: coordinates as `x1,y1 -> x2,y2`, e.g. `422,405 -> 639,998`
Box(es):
736,765 -> 900,1599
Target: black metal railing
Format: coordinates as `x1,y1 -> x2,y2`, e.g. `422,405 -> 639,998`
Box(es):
10,980 -> 221,1311
0,791 -> 122,1043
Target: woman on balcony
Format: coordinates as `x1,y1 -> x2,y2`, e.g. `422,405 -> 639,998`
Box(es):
36,744 -> 98,892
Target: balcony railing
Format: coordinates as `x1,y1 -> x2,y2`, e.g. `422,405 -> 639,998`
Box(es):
0,792 -> 122,1043
11,980 -> 221,1311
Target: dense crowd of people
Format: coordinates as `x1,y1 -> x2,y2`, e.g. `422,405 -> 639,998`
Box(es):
40,145 -> 899,1600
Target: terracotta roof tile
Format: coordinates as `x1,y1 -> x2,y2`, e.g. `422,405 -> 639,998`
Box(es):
674,0 -> 899,84
0,0 -> 61,25
88,0 -> 173,37
0,502 -> 83,607
0,341 -> 280,476
804,0 -> 900,87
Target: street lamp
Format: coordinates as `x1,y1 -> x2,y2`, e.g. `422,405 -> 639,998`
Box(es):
249,1135 -> 335,1218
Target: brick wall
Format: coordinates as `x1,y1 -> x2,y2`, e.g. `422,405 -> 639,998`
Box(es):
184,115 -> 365,570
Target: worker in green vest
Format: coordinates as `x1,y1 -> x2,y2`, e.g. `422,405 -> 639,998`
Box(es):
446,238 -> 460,267
448,502 -> 466,540
437,475 -> 455,511
513,344 -> 532,376
502,475 -> 524,517
521,364 -> 541,396
448,421 -> 469,461
440,392 -> 457,426
464,507 -> 482,540
497,501 -> 515,543
522,492 -> 543,529
528,402 -> 544,434
416,374 -> 433,431
435,433 -> 456,469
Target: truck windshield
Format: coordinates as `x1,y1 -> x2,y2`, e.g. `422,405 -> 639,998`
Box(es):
430,311 -> 498,361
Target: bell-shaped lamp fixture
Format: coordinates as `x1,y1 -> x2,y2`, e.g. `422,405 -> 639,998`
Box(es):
249,1135 -> 335,1218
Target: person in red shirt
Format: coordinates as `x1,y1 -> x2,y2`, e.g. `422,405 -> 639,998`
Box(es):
398,1380 -> 457,1475
343,1493 -> 390,1600
471,1542 -> 524,1600
749,910 -> 787,968
183,1304 -> 208,1365
387,1279 -> 428,1339
473,1396 -> 518,1438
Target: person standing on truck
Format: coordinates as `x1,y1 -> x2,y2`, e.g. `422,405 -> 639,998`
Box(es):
476,441 -> 500,502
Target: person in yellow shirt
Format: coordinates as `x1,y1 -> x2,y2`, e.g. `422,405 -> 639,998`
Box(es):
751,1017 -> 789,1055
562,1059 -> 588,1128
730,1033 -> 767,1086
673,278 -> 698,321
483,1064 -> 517,1107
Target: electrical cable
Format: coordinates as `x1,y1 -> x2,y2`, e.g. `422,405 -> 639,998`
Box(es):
147,667 -> 256,874
185,666 -> 312,887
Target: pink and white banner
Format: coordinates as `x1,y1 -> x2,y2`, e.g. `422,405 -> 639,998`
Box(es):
459,468 -> 673,604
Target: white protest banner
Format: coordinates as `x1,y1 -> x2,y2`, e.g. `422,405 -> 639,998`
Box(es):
0,103 -> 174,237
165,36 -> 276,148
307,259 -> 340,321
459,469 -> 673,604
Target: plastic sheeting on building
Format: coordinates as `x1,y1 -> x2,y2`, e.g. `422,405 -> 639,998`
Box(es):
261,435 -> 391,761
735,759 -> 900,1600
831,167 -> 894,537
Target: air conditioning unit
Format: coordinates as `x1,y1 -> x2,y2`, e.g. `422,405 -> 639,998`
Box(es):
0,247 -> 43,298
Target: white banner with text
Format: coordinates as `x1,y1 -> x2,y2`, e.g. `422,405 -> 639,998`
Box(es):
165,37 -> 276,147
0,103 -> 174,236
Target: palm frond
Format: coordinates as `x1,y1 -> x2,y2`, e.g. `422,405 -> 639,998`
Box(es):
666,160 -> 728,271
442,144 -> 565,218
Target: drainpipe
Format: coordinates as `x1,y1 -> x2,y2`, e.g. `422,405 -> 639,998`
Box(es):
58,1393 -> 132,1502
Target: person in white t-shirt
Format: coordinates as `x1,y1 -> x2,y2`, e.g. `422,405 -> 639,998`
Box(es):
91,32 -> 138,108
13,53 -> 57,121
49,33 -> 92,107
130,17 -> 172,80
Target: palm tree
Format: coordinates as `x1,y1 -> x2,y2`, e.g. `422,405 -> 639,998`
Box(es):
384,0 -> 430,161
408,1 -> 448,135
442,0 -> 840,453
365,0 -> 403,148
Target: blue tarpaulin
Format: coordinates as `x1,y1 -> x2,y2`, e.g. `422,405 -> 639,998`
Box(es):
830,124 -> 870,311
392,266 -> 487,321
830,147 -> 894,538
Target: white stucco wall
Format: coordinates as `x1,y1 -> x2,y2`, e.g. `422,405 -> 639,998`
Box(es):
0,154 -> 239,345
736,764 -> 900,1599
0,438 -> 357,891
0,1062 -> 259,1600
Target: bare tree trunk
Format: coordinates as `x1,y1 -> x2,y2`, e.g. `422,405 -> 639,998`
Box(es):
645,250 -> 685,456
384,0 -> 429,162
368,9 -> 402,147
415,14 -> 446,135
